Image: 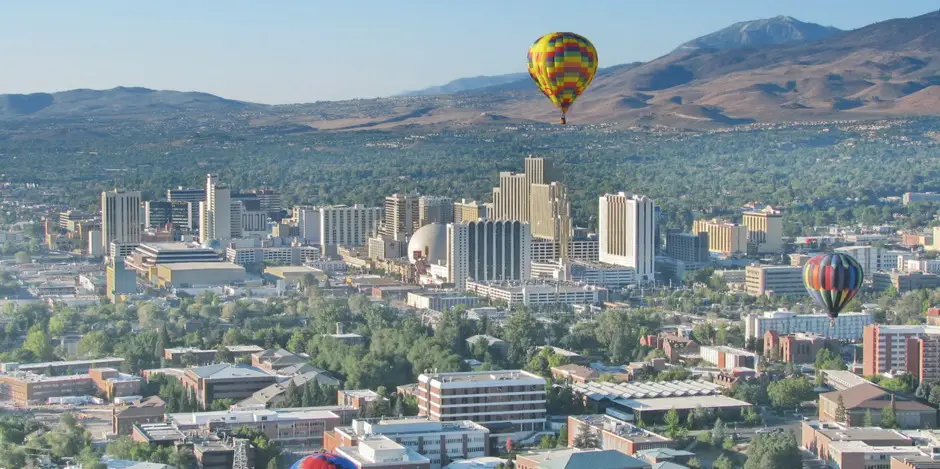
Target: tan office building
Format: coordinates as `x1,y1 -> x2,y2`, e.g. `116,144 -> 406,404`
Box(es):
745,264 -> 806,296
453,199 -> 488,224
693,219 -> 747,255
743,208 -> 783,253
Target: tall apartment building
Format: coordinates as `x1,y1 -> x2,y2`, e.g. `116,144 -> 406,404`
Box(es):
491,157 -> 559,223
325,417 -> 490,469
863,325 -> 940,382
419,196 -> 454,226
529,182 -> 571,253
742,207 -> 783,253
446,220 -> 531,290
745,264 -> 806,296
453,199 -> 488,224
665,230 -> 710,263
251,189 -> 281,214
692,219 -> 747,256
530,238 -> 599,263
745,309 -> 873,341
598,192 -> 655,283
200,174 -> 232,244
381,193 -> 421,240
101,189 -> 141,254
295,205 -> 383,251
415,370 -> 547,434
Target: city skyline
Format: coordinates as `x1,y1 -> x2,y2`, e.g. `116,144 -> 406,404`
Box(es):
0,1 -> 935,104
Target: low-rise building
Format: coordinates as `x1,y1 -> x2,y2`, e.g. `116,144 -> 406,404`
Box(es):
0,367 -> 141,404
324,417 -> 490,469
251,348 -> 309,372
180,364 -> 278,407
236,367 -> 341,409
819,384 -> 937,429
698,346 -> 757,371
465,335 -> 508,358
551,364 -> 599,384
567,414 -> 672,456
406,291 -> 484,312
465,281 -> 606,307
515,448 -> 651,469
573,380 -> 752,423
154,262 -> 246,288
801,420 -> 914,462
338,389 -> 384,411
764,331 -> 839,364
334,435 -> 432,469
745,309 -> 873,341
1,357 -> 124,375
169,406 -> 348,448
113,396 -> 166,436
132,422 -> 186,445
873,271 -> 940,294
163,345 -> 264,366
745,264 -> 806,296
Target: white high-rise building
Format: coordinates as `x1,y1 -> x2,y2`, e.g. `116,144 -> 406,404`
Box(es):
200,174 -> 231,244
319,205 -> 383,249
101,189 -> 141,254
447,220 -> 531,290
744,309 -> 874,341
598,192 -> 656,284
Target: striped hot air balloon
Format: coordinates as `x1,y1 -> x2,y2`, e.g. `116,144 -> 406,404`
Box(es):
527,32 -> 598,124
803,253 -> 864,325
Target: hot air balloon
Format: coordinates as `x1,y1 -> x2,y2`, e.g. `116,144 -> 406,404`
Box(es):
803,253 -> 864,325
527,32 -> 598,125
290,453 -> 357,469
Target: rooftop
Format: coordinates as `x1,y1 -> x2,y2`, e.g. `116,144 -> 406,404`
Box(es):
570,414 -> 670,444
615,394 -> 752,412
811,422 -> 912,443
133,423 -> 185,443
700,345 -> 757,357
520,448 -> 650,469
159,262 -> 245,271
187,363 -> 272,380
573,380 -> 723,401
420,369 -> 545,384
139,242 -> 212,252
341,389 -> 381,400
827,440 -> 922,455
169,407 -> 342,426
11,356 -> 123,370
0,370 -> 90,383
636,448 -> 696,460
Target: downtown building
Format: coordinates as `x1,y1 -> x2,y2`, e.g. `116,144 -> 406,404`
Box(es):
101,189 -> 141,255
598,192 -> 656,284
453,199 -> 489,224
200,174 -> 232,244
692,219 -> 747,256
296,205 -> 383,253
419,196 -> 454,226
742,207 -> 783,253
415,370 -> 547,438
744,264 -> 806,296
446,220 -> 531,290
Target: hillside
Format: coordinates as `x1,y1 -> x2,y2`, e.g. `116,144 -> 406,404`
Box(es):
398,73 -> 530,96
675,15 -> 842,51
0,87 -> 259,119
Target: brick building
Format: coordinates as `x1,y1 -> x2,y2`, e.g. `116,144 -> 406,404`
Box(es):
764,331 -> 838,363
515,448 -> 650,469
818,384 -> 937,429
567,414 -> 672,456
180,364 -> 278,407
112,396 -> 166,436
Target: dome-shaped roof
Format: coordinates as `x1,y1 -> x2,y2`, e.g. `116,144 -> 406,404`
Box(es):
408,223 -> 447,265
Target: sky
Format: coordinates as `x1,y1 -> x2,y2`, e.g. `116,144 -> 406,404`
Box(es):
1,1 -> 937,104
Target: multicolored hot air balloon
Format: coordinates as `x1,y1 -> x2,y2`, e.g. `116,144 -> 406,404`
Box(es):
290,453 -> 357,469
803,253 -> 864,325
527,32 -> 598,124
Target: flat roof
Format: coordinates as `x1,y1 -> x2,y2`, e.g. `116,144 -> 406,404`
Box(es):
12,357 -> 123,369
574,380 -> 722,401
816,425 -> 912,443
421,370 -> 544,384
159,262 -> 245,271
170,408 -> 340,426
827,441 -> 922,454
134,423 -> 185,442
614,395 -> 752,412
140,242 -> 212,251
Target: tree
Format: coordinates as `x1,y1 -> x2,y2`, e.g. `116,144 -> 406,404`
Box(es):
834,394 -> 846,423
711,418 -> 727,447
714,454 -> 736,469
13,251 -> 30,264
687,457 -> 702,469
558,424 -> 568,447
881,400 -> 898,429
916,380 -> 930,400
743,433 -> 801,469
215,344 -> 234,363
766,377 -> 814,410
572,422 -> 599,449
664,408 -> 686,440
23,328 -> 54,361
686,409 -> 696,430
77,331 -> 113,358
742,406 -> 762,426
815,348 -> 846,371
863,409 -> 873,427
538,435 -> 557,449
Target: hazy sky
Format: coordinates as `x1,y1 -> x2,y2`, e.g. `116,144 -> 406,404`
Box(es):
1,1 -> 937,104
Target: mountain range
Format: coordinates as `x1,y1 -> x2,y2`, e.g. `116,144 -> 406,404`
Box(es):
2,12 -> 940,128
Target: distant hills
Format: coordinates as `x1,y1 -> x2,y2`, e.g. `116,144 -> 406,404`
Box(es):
398,73 -> 530,96
0,86 -> 258,119
3,11 -> 940,129
675,15 -> 842,52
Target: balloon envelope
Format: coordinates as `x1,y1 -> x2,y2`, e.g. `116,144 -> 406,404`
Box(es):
527,32 -> 598,116
290,454 -> 357,469
803,253 -> 864,317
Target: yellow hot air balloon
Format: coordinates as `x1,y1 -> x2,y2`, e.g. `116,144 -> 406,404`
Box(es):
527,32 -> 598,124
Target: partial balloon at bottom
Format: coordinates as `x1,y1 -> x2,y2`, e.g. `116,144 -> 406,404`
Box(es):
289,454 -> 357,469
